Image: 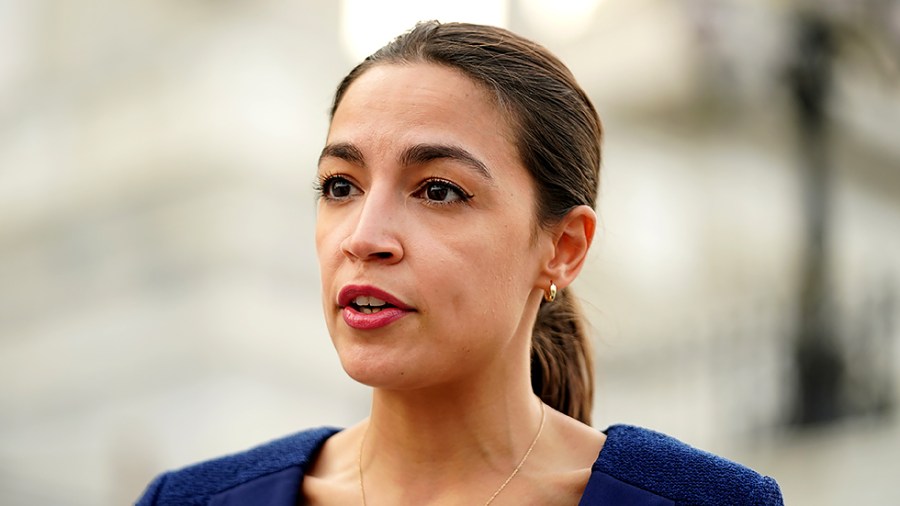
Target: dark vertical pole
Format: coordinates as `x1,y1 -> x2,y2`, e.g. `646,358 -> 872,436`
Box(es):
787,12 -> 845,426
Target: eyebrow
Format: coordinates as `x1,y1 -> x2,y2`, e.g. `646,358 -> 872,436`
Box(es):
319,142 -> 365,167
399,143 -> 494,182
318,141 -> 494,182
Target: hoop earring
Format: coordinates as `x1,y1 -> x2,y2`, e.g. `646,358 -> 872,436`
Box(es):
545,281 -> 557,302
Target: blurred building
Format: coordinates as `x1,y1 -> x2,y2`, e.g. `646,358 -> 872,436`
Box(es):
1,1 -> 898,504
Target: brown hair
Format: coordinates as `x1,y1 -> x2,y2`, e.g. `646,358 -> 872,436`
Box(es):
330,22 -> 602,424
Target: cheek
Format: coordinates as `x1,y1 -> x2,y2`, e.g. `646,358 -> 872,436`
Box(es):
427,221 -> 534,314
315,216 -> 342,271
314,233 -> 328,281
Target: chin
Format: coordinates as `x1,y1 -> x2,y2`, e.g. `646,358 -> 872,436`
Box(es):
336,346 -> 444,391
337,345 -> 405,386
342,365 -> 420,391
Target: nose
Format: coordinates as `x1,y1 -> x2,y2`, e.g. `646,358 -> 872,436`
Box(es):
340,186 -> 404,263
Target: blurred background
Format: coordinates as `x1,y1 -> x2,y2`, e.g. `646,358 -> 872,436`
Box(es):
1,0 -> 899,504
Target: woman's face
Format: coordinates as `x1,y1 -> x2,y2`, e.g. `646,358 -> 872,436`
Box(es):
316,63 -> 548,390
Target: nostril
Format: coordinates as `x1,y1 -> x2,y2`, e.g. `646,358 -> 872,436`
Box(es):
373,251 -> 393,260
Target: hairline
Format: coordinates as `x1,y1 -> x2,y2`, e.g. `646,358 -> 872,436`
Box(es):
331,58 -> 556,243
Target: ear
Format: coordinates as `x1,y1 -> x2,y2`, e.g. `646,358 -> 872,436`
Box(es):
540,205 -> 597,291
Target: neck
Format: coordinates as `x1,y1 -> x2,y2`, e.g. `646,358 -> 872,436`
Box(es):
360,364 -> 544,501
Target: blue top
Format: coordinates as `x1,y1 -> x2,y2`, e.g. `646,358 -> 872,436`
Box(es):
136,425 -> 783,505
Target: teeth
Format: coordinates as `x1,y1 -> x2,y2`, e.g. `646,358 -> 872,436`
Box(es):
353,295 -> 387,307
360,307 -> 383,314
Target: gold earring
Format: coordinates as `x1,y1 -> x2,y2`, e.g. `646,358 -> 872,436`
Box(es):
545,281 -> 557,302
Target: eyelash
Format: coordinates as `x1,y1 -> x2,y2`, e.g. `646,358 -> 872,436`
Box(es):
414,178 -> 474,205
314,174 -> 474,205
313,172 -> 349,201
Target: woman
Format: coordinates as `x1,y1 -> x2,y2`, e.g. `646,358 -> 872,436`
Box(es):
138,22 -> 783,505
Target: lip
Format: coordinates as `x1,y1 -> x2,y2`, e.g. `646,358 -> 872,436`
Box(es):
338,284 -> 414,330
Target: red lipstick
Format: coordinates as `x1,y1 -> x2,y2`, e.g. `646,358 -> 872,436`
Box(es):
338,285 -> 414,330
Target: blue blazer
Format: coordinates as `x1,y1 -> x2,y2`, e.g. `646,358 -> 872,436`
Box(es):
137,425 -> 783,505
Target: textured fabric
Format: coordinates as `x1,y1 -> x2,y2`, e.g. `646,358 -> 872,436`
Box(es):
135,426 -> 340,506
596,425 -> 783,506
578,471 -> 675,505
207,466 -> 304,506
136,425 -> 783,505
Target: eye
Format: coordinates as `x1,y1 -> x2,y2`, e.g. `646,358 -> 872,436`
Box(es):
316,174 -> 361,200
414,179 -> 472,204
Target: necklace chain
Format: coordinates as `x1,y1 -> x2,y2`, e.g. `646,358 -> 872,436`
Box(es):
358,399 -> 546,506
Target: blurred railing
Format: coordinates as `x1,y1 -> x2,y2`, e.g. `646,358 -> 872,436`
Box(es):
595,275 -> 898,446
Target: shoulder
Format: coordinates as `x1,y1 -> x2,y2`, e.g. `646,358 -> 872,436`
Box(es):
594,425 -> 783,506
136,426 -> 341,506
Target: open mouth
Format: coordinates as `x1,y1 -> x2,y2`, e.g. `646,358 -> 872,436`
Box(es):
349,295 -> 397,314
338,286 -> 412,330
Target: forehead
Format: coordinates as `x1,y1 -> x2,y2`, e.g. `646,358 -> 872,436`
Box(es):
328,63 -> 518,165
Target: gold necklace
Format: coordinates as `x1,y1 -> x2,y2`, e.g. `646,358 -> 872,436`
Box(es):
358,399 -> 546,506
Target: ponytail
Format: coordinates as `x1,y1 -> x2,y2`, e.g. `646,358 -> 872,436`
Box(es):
531,287 -> 594,425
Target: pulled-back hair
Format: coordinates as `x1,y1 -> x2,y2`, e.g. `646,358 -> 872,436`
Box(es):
330,21 -> 602,424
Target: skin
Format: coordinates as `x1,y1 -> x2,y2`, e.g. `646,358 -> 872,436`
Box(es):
305,62 -> 604,505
